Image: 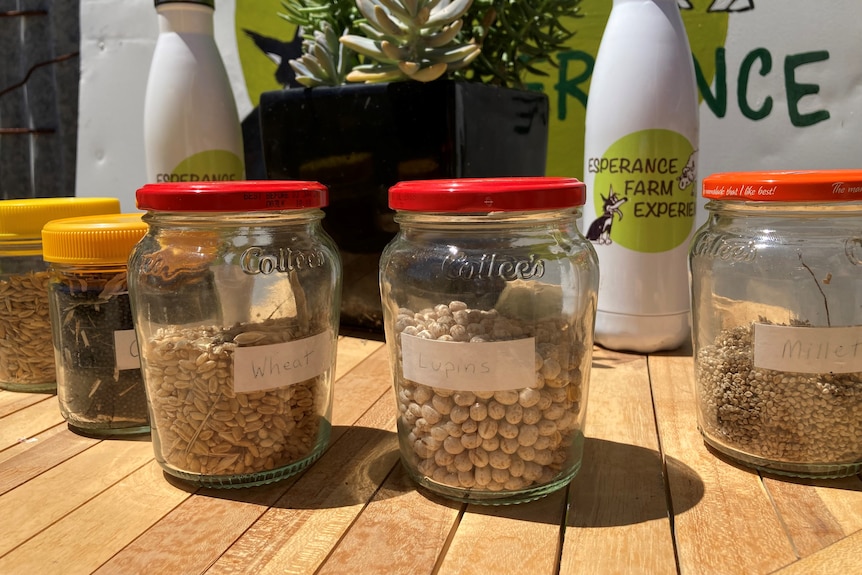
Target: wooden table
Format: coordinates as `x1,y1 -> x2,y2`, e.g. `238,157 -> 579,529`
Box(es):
1,335 -> 860,575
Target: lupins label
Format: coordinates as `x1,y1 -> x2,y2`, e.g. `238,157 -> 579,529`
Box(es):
401,333 -> 536,391
585,129 -> 696,253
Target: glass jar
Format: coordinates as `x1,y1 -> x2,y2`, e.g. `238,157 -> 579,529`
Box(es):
379,177 -> 599,504
690,170 -> 862,478
128,181 -> 341,488
42,213 -> 150,436
0,197 -> 121,392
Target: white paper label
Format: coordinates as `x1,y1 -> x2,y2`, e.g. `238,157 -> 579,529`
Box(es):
233,330 -> 332,393
113,329 -> 141,371
753,323 -> 862,374
401,334 -> 536,391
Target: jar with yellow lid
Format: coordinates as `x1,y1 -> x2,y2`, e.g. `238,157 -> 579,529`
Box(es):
690,170 -> 862,478
0,197 -> 121,392
42,213 -> 150,436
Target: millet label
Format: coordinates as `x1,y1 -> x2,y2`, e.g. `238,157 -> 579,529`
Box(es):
754,323 -> 862,374
586,129 -> 696,253
156,149 -> 245,183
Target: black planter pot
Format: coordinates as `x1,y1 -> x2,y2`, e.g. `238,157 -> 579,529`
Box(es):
258,79 -> 549,334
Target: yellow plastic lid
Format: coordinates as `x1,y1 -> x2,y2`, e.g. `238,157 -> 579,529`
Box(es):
42,213 -> 148,264
0,197 -> 121,241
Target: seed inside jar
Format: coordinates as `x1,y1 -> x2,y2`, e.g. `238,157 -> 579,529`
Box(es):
142,321 -> 328,477
393,301 -> 587,493
697,323 -> 862,464
0,271 -> 55,387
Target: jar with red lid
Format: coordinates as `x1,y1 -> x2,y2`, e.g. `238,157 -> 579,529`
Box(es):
691,170 -> 862,478
128,181 -> 341,488
379,177 -> 599,504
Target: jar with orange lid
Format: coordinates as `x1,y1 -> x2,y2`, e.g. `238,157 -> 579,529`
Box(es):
42,213 -> 150,436
0,197 -> 121,392
690,170 -> 862,477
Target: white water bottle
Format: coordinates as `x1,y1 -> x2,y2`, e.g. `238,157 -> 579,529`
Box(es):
144,0 -> 245,183
582,0 -> 699,352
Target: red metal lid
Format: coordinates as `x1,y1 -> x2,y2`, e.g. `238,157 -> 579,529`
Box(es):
135,181 -> 328,211
702,170 -> 862,202
389,177 -> 586,212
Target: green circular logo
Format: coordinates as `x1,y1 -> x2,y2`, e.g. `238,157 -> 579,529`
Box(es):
590,129 -> 696,253
169,150 -> 245,182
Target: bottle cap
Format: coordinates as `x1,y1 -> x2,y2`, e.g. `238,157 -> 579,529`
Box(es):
702,170 -> 862,202
42,214 -> 148,265
0,197 -> 121,241
135,181 -> 329,211
389,177 -> 586,212
155,0 -> 215,8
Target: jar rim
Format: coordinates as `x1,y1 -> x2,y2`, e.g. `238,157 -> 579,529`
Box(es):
702,170 -> 862,202
135,181 -> 328,211
389,177 -> 586,212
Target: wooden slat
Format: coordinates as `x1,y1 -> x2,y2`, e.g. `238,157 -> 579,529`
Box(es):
560,348 -> 677,575
0,460 -> 189,575
0,438 -> 153,557
315,463 -> 462,575
330,344 -> 392,426
204,390 -> 399,574
94,344 -> 392,574
809,477 -> 862,535
649,354 -> 798,575
438,490 -> 567,575
0,426 -> 96,495
761,475 -> 862,558
0,390 -> 53,418
0,422 -> 68,467
334,336 -> 384,381
770,529 -> 862,575
0,396 -> 64,450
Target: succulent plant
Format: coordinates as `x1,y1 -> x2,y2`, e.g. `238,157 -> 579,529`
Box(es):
340,0 -> 481,84
280,0 -> 360,87
459,0 -> 582,87
280,0 -> 582,89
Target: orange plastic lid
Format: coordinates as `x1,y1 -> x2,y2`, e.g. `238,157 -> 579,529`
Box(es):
702,170 -> 862,202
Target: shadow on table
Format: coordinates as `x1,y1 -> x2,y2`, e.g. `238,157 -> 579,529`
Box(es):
567,437 -> 703,528
164,425 -> 404,508
704,443 -> 862,490
407,436 -> 705,527
172,429 -> 705,520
